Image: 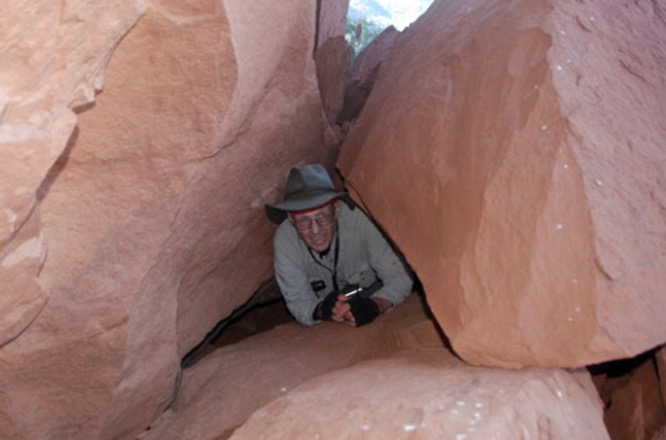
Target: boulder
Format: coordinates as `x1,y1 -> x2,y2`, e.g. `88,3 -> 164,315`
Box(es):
144,294 -> 445,439
231,350 -> 609,439
316,0 -> 350,49
658,346 -> 666,419
0,0 -> 145,354
0,0 -> 332,438
337,0 -> 666,368
347,25 -> 400,89
338,26 -> 401,124
652,426 -> 666,440
315,36 -> 352,125
603,358 -> 666,440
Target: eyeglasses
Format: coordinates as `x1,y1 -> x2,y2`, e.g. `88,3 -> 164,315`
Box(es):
292,211 -> 334,231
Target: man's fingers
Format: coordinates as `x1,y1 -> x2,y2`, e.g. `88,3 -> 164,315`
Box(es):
336,293 -> 351,303
331,301 -> 351,321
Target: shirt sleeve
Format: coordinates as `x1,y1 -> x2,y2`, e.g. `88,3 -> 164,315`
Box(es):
273,225 -> 321,326
357,210 -> 413,306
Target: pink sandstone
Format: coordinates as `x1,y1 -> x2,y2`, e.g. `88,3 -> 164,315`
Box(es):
316,0 -> 350,49
604,359 -> 666,440
347,25 -> 401,90
231,350 -> 609,439
338,26 -> 401,124
658,346 -> 666,421
315,36 -> 352,124
0,0 -> 145,355
338,0 -> 666,368
144,294 -> 444,440
0,0 -> 333,438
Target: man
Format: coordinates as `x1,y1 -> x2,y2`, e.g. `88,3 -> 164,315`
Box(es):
266,163 -> 412,327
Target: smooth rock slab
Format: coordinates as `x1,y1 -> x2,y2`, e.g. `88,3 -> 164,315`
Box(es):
231,349 -> 609,439
1,0 -> 331,438
145,294 -> 445,440
338,0 -> 666,368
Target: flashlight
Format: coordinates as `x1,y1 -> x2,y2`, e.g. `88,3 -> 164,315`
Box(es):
343,286 -> 363,298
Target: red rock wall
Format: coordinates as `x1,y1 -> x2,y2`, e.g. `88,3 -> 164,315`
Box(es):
603,358 -> 666,440
316,0 -> 350,49
315,36 -> 352,124
338,0 -> 666,368
0,0 -> 332,439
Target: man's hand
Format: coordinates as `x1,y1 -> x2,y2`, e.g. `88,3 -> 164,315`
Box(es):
316,292 -> 392,327
347,296 -> 381,326
331,294 -> 354,324
313,292 -> 356,325
314,291 -> 339,321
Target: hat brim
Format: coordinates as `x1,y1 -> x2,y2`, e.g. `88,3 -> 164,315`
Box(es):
265,190 -> 344,224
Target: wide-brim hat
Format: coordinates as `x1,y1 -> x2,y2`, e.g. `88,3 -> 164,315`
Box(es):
265,164 -> 344,224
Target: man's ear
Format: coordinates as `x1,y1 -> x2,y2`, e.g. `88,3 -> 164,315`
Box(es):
334,200 -> 341,218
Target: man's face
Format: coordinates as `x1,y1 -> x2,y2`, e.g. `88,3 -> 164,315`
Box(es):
289,202 -> 338,252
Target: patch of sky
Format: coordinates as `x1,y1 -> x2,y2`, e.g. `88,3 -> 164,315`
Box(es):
348,0 -> 434,31
346,0 -> 434,57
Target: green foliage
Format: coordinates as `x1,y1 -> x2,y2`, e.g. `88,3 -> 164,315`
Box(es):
345,17 -> 385,61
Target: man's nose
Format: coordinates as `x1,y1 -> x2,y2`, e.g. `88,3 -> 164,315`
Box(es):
311,220 -> 321,233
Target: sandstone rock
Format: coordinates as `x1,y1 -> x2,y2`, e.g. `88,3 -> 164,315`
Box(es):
337,0 -> 666,368
315,36 -> 352,124
338,26 -> 401,124
657,346 -> 666,419
0,0 -> 145,350
1,2 -> 145,439
144,294 -> 443,440
231,350 -> 609,439
347,25 -> 400,90
0,0 -> 332,438
652,425 -> 666,440
604,358 -> 666,440
316,0 -> 350,49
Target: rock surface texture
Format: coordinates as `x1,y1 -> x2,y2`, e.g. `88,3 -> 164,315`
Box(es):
0,0 -> 332,439
316,0 -> 350,49
338,26 -> 401,124
658,346 -> 666,416
603,358 -> 666,440
145,294 -> 444,439
231,350 -> 609,440
147,294 -> 609,440
338,0 -> 666,368
315,36 -> 352,124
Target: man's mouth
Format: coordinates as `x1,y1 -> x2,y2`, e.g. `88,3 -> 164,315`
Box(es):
311,234 -> 327,246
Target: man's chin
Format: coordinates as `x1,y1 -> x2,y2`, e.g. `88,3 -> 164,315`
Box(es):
308,240 -> 330,252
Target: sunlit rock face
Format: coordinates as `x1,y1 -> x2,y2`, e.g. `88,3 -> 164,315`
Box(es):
231,350 -> 609,439
0,0 -> 145,357
338,26 -> 401,124
0,0 -> 332,438
316,0 -> 350,49
347,25 -> 400,91
338,0 -> 666,368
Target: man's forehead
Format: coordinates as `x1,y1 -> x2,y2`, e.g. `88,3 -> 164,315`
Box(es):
290,201 -> 336,218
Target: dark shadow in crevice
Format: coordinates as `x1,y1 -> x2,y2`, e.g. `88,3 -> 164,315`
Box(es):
587,348 -> 656,379
181,277 -> 292,368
